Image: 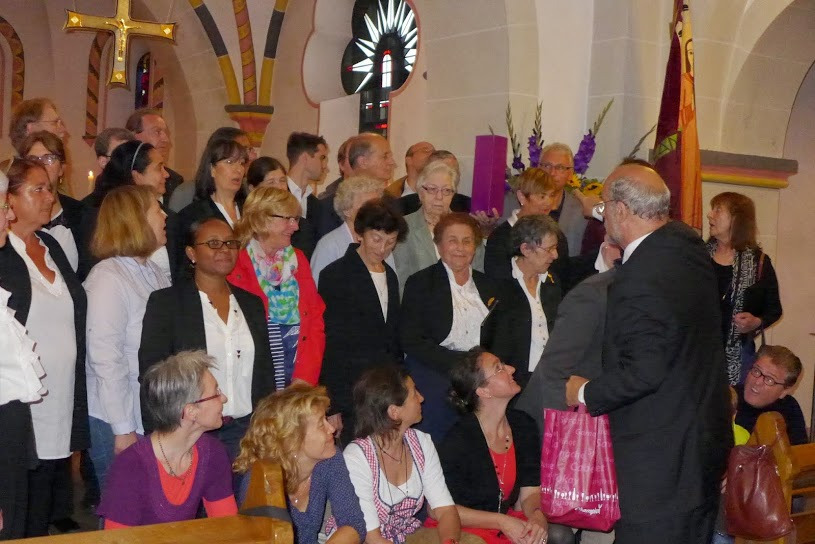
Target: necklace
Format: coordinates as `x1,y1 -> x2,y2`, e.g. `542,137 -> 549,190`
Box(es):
475,413 -> 512,512
378,438 -> 406,464
157,434 -> 193,484
378,436 -> 410,505
289,474 -> 312,507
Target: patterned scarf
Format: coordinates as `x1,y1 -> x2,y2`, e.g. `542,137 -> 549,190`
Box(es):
706,240 -> 759,384
248,239 -> 300,325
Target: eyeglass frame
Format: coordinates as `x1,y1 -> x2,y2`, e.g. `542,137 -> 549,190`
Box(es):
592,199 -> 621,217
540,161 -> 574,173
0,202 -> 9,211
38,117 -> 65,126
194,239 -> 241,250
481,360 -> 507,385
421,185 -> 456,197
26,153 -> 63,166
270,214 -> 301,224
749,366 -> 787,388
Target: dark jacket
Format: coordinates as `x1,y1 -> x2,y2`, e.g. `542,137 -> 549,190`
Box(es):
318,244 -> 401,423
482,275 -> 562,389
0,231 -> 89,453
439,410 -> 540,513
138,279 -> 276,429
164,167 -> 184,203
291,194 -> 322,260
584,221 -> 732,522
400,260 -> 500,375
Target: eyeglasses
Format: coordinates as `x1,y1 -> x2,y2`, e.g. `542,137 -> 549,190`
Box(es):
592,200 -> 620,217
270,214 -> 300,224
39,118 -> 64,127
191,387 -> 223,405
537,243 -> 559,256
26,154 -> 62,166
540,162 -> 573,173
220,157 -> 246,167
749,367 -> 786,388
195,239 -> 241,250
0,202 -> 9,211
481,361 -> 506,384
422,185 -> 455,197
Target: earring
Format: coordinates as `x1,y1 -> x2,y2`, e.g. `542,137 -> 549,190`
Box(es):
191,260 -> 196,265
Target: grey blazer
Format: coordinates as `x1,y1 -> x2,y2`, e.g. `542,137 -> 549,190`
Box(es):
393,209 -> 484,291
515,269 -> 615,436
558,191 -> 589,256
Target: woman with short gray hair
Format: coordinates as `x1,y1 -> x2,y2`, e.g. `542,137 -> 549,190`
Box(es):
96,350 -> 238,528
483,215 -> 563,390
310,175 -> 386,285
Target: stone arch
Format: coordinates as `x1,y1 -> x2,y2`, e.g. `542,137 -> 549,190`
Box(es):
0,14 -> 24,138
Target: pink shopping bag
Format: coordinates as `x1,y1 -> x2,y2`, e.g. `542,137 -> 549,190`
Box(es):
540,404 -> 620,531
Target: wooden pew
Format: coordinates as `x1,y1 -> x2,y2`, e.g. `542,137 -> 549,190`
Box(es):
735,411 -> 815,544
9,460 -> 293,544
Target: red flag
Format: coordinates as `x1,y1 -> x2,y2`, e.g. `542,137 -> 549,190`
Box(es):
654,0 -> 702,229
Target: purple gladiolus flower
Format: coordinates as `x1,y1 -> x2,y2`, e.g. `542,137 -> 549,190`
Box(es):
512,156 -> 526,172
527,135 -> 542,168
573,132 -> 596,175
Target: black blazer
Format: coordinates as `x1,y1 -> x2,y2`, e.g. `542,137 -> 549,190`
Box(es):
439,410 -> 540,514
482,276 -> 562,389
400,261 -> 500,375
584,222 -> 732,522
138,279 -> 276,428
178,198 -> 235,240
164,167 -> 184,202
291,194 -> 322,260
0,231 -> 89,453
318,244 -> 402,417
78,200 -> 182,283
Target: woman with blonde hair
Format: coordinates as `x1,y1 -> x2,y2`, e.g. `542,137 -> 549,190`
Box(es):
85,185 -> 171,488
228,187 -> 325,388
235,383 -> 366,544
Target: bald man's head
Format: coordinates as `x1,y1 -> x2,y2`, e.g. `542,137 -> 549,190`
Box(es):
603,164 -> 670,221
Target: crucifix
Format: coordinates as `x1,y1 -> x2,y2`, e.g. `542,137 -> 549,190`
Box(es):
64,0 -> 176,88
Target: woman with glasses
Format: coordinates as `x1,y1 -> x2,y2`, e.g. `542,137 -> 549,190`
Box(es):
482,216 -> 563,391
97,350 -> 238,528
179,138 -> 249,235
85,185 -> 171,489
393,160 -> 485,291
400,212 -> 500,442
706,192 -> 782,385
0,159 -> 89,537
18,131 -> 87,272
139,217 -> 276,460
440,348 -> 574,544
228,187 -> 325,387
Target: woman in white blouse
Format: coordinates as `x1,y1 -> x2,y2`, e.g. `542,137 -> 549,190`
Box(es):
139,217 -> 276,460
85,185 -> 170,488
344,365 -> 480,544
310,175 -> 385,285
0,159 -> 89,537
399,213 -> 501,442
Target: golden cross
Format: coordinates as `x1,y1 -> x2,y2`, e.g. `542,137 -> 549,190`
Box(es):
64,0 -> 176,88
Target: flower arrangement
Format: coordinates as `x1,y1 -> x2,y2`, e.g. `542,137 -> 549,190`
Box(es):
502,99 -> 614,196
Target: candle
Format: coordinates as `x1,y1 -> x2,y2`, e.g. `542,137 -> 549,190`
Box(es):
88,170 -> 95,192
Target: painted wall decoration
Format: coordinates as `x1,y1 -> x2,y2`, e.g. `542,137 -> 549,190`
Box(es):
0,14 -> 25,137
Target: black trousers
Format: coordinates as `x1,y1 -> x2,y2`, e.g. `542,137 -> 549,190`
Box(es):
0,401 -> 36,541
25,457 -> 73,537
613,498 -> 718,544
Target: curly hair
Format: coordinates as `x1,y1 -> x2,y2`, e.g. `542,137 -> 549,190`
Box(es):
233,383 -> 330,494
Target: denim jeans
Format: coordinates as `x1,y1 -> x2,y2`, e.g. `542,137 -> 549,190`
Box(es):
88,416 -> 116,490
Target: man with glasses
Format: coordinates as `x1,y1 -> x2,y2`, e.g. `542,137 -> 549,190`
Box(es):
9,99 -> 69,153
734,344 -> 806,445
539,143 -> 587,257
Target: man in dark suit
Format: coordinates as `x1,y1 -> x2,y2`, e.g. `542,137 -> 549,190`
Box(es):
565,164 -> 732,543
126,108 -> 183,201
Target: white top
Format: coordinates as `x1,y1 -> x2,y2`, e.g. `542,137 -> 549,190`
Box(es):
287,177 -> 313,218
9,233 -> 76,459
507,208 -> 520,227
370,270 -> 388,319
212,198 -> 241,229
511,257 -> 549,372
0,285 -> 46,406
344,430 -> 454,532
622,231 -> 654,263
149,245 -> 172,284
84,257 -> 171,435
199,291 -> 255,418
440,262 -> 488,351
42,212 -> 78,271
310,223 -> 395,286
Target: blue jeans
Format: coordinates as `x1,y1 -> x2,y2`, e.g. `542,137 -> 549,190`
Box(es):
88,417 -> 115,490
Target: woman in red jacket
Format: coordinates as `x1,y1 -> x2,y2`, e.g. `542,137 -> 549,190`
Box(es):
228,187 -> 325,387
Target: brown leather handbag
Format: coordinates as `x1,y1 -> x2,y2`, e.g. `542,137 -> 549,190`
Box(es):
725,444 -> 794,540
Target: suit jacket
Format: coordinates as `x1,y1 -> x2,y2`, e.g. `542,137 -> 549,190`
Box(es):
385,176 -> 408,199
584,221 -> 732,522
0,231 -> 89,453
399,261 -> 500,375
393,210 -> 485,291
78,200 -> 183,283
318,244 -> 402,418
439,410 -> 540,514
315,193 -> 343,240
515,270 -> 615,435
138,279 -> 276,430
58,193 -> 91,270
164,167 -> 184,203
555,191 -> 588,257
396,192 -> 471,216
482,274 -> 562,390
291,194 -> 322,260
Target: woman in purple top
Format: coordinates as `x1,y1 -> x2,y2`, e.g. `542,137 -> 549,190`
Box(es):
97,350 -> 238,527
234,383 -> 366,544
